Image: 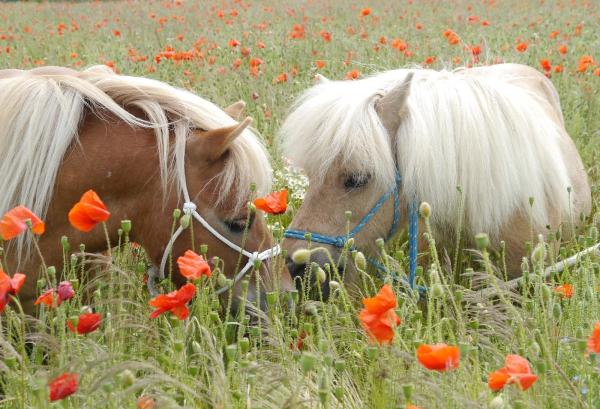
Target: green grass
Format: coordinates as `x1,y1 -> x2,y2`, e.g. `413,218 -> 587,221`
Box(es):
1,1 -> 599,408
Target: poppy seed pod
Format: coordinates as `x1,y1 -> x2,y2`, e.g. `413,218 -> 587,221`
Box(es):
346,237 -> 355,248
292,248 -> 311,264
474,233 -> 489,250
120,219 -> 132,234
375,238 -> 385,249
419,201 -> 431,218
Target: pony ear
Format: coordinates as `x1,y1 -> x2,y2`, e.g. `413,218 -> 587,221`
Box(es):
224,100 -> 246,121
374,72 -> 414,137
314,73 -> 330,84
188,117 -> 252,162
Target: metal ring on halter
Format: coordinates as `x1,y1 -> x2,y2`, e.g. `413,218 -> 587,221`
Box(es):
283,170 -> 422,293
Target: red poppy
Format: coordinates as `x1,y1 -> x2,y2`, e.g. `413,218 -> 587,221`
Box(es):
443,29 -> 459,45
253,189 -> 287,215
416,343 -> 460,371
391,38 -> 407,51
540,59 -> 552,72
148,282 -> 196,320
67,313 -> 102,335
358,284 -> 401,344
274,72 -> 289,83
346,69 -> 360,80
0,270 -> 26,312
35,289 -> 58,307
423,56 -> 436,65
488,354 -> 538,391
554,283 -> 573,299
515,42 -> 528,52
49,372 -> 78,401
577,55 -> 595,73
0,206 -> 45,240
588,322 -> 600,355
315,60 -> 326,69
137,396 -> 156,409
320,30 -> 331,42
558,44 -> 567,55
360,7 -> 371,16
177,250 -> 212,280
68,190 -> 110,232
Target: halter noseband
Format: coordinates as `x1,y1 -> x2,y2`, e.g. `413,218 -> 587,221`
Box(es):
284,170 -> 423,293
147,172 -> 280,297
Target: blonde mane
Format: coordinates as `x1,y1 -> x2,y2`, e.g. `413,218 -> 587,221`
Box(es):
280,67 -> 573,238
0,65 -> 272,256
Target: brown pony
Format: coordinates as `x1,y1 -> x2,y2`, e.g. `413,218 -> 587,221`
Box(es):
0,65 -> 292,314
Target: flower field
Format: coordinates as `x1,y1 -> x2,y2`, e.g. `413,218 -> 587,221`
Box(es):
1,1 -> 600,408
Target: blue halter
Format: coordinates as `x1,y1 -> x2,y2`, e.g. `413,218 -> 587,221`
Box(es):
284,171 -> 425,294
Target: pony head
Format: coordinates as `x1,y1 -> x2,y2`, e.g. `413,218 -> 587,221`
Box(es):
279,72 -> 413,295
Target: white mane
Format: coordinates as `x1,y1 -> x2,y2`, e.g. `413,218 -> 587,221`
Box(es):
280,67 -> 572,238
0,65 -> 272,256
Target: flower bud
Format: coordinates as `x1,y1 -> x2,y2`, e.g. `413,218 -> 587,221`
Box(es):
354,251 -> 367,270
61,236 -> 70,252
180,214 -> 191,229
315,267 -> 326,284
375,238 -> 385,249
172,208 -> 181,219
475,233 -> 489,250
419,202 -> 431,218
329,280 -> 340,292
402,383 -> 414,402
490,395 -> 504,409
118,369 -> 135,388
540,283 -> 552,303
431,283 -> 444,298
346,237 -> 355,249
552,303 -> 562,320
531,243 -> 547,264
299,352 -> 317,373
292,249 -> 310,265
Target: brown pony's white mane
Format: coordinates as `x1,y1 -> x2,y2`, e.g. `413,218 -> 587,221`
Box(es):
280,67 -> 573,239
0,65 -> 272,257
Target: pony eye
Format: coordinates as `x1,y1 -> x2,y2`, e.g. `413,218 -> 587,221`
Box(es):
223,214 -> 254,233
344,173 -> 371,190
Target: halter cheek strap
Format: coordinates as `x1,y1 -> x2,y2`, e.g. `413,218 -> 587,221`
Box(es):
284,170 -> 424,294
147,175 -> 280,297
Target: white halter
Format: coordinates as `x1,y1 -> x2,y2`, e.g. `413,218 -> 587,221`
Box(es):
147,165 -> 281,296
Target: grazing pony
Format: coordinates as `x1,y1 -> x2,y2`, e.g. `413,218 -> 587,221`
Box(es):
0,65 -> 292,314
281,63 -> 590,292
